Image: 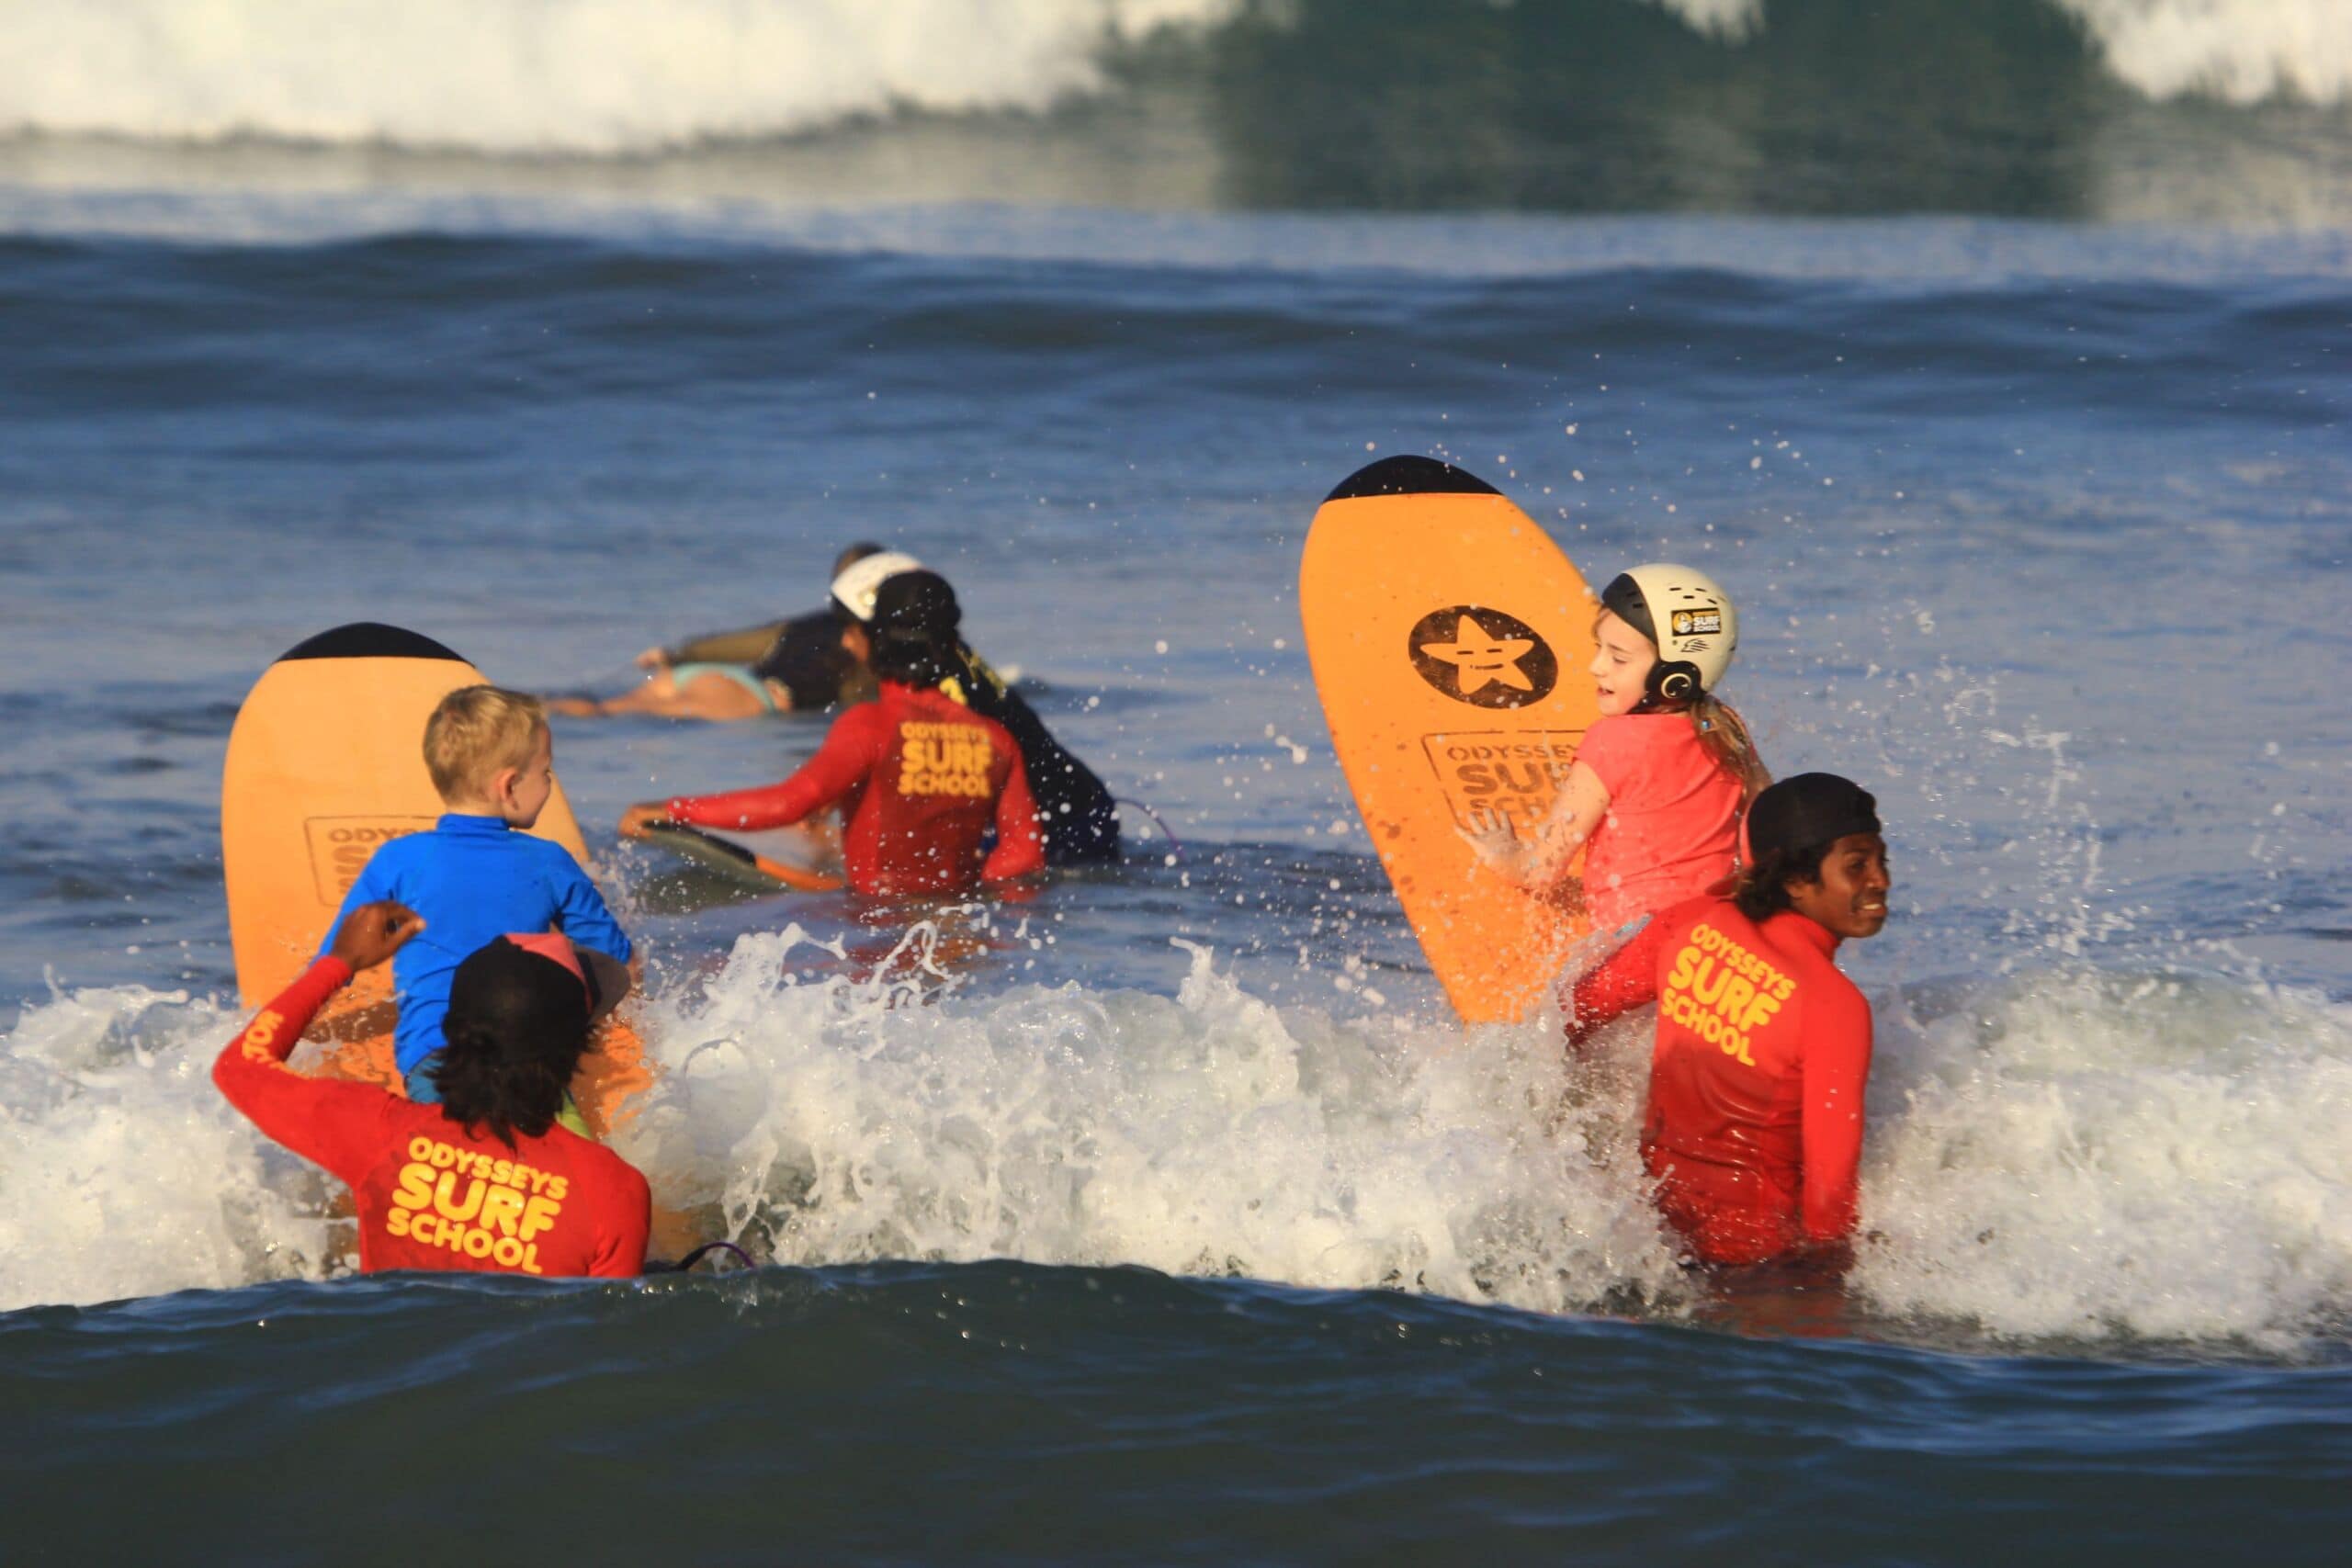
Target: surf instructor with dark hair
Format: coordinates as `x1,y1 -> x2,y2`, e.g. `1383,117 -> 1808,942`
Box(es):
1640,773 -> 1891,1270
213,901 -> 650,1278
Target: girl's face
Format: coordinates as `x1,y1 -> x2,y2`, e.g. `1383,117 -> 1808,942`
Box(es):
1589,609 -> 1659,716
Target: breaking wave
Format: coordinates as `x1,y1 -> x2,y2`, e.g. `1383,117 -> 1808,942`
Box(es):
1,0 -> 2340,160
5,932 -> 2346,1351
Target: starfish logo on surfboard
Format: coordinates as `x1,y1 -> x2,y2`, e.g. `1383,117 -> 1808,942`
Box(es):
1408,605 -> 1558,708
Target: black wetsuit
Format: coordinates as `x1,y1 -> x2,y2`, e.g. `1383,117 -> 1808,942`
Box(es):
944,644 -> 1120,865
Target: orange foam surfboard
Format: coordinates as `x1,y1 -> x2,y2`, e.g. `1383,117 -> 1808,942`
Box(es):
221,623 -> 652,1134
1301,457 -> 1602,1023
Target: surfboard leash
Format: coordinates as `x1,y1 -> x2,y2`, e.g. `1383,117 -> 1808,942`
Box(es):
656,1240 -> 757,1275
1114,797 -> 1183,858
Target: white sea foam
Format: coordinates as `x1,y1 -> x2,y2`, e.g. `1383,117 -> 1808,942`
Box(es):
0,983 -> 341,1309
616,931 -> 1683,1314
6,934 -> 2347,1349
3,0 -> 1241,153
1858,969 -> 2352,1346
0,0 -> 2335,163
2059,0 -> 2352,107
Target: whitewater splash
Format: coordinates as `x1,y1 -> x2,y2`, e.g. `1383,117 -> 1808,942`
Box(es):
3,0 -> 2340,158
4,930 -> 2346,1349
2056,0 -> 2351,105
8,0 -> 1239,153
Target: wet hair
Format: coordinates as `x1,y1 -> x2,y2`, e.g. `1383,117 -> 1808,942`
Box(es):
867,570 -> 962,688
423,685 -> 547,802
434,939 -> 594,1146
1732,836 -> 1846,920
1592,608 -> 1768,800
832,540 -> 888,580
1690,694 -> 1769,803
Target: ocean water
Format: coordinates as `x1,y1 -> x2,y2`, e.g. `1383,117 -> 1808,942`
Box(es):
4,2 -> 2350,1560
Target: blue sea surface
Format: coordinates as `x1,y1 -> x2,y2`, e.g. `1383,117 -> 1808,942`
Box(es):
4,2 -> 2350,1559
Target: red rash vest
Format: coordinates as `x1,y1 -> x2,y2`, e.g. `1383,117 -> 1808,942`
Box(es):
663,680 -> 1045,897
1639,897 -> 1873,1267
213,957 -> 650,1279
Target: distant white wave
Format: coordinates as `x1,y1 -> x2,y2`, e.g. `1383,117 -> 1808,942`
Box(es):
0,0 -> 2337,161
2058,0 -> 2351,106
2,0 -> 1243,153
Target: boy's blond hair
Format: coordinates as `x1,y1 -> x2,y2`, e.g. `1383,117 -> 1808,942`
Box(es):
424,685 -> 548,801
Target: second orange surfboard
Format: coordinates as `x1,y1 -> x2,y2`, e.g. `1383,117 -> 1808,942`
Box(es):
1301,457 -> 1602,1023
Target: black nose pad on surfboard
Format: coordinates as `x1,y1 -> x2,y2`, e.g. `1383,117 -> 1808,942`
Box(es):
276,622 -> 468,663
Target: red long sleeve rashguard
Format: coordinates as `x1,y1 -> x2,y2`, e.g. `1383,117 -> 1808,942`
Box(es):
664,680 -> 1046,897
1639,897 -> 1873,1266
213,957 -> 650,1278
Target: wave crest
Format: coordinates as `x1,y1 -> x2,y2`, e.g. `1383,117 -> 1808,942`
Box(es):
2,0 -> 2339,161
6,0 -> 1240,154
2061,0 -> 2351,106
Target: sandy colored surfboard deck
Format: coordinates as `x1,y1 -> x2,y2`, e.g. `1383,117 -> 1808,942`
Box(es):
220,623 -> 652,1134
1301,457 -> 1602,1023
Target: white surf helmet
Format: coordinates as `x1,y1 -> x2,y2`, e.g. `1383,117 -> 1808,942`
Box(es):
830,550 -> 922,624
1599,562 -> 1738,706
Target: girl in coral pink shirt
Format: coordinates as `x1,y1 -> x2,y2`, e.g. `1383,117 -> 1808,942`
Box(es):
1476,563 -> 1769,1043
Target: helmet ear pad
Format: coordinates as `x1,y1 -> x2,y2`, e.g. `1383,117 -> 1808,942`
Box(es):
1647,660 -> 1701,707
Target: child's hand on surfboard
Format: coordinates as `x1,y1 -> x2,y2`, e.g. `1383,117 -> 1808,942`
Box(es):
328,901 -> 425,973
633,646 -> 672,671
1458,812 -> 1532,880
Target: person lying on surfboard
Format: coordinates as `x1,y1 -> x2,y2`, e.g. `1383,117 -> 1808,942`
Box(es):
319,686 -> 635,1116
620,570 -> 1046,898
216,900 -> 650,1279
546,542 -> 901,721
1640,773 -> 1889,1272
1469,564 -> 1768,1044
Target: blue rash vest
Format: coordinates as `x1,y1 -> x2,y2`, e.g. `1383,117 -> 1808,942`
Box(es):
318,814 -> 634,1075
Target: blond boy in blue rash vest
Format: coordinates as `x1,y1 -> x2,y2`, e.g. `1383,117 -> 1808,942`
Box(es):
318,686 -> 633,1113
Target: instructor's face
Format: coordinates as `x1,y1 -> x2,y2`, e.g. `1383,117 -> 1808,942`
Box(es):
1788,832 -> 1891,939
